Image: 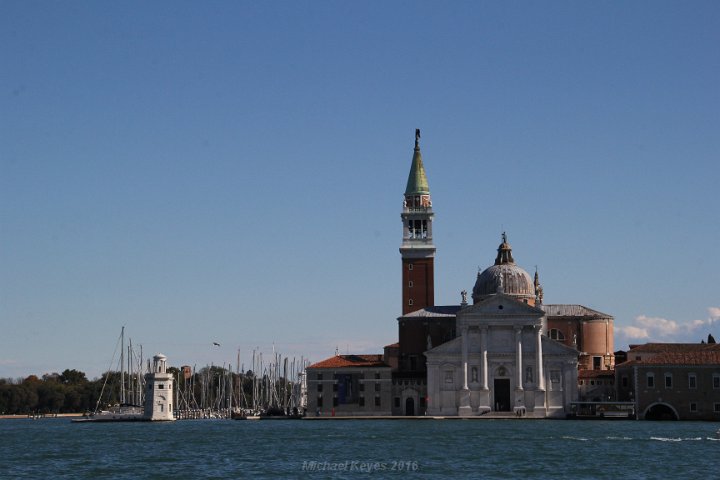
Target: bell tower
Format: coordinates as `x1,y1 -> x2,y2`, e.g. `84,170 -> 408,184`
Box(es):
400,129 -> 435,314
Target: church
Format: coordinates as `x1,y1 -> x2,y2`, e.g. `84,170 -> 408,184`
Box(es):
306,131 -> 614,417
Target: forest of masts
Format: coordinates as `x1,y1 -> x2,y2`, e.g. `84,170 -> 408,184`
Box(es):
116,336 -> 308,419
175,349 -> 309,419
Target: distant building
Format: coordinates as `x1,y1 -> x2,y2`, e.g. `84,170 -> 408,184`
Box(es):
543,305 -> 615,371
309,131 -> 616,417
425,292 -> 580,417
578,369 -> 616,402
305,355 -> 392,416
616,343 -> 720,420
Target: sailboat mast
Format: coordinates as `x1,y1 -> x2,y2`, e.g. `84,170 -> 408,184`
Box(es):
120,326 -> 125,405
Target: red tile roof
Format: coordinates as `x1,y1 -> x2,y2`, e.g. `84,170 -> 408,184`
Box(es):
384,342 -> 399,348
308,354 -> 388,369
627,343 -> 720,353
619,351 -> 720,366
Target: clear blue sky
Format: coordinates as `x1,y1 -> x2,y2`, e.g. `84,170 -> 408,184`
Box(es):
2,1 -> 718,379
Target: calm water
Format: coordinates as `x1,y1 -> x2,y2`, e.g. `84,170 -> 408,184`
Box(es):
1,418 -> 718,479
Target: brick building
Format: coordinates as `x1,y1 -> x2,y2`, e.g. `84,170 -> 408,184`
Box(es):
615,343 -> 720,420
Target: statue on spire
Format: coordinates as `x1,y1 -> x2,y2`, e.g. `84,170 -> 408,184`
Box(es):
415,128 -> 421,148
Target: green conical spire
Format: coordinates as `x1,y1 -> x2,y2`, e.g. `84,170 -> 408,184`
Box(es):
404,129 -> 430,196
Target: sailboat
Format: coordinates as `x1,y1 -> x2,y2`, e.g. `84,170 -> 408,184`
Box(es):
72,327 -> 146,423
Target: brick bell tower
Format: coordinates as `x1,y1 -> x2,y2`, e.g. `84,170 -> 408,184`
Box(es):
400,129 -> 435,315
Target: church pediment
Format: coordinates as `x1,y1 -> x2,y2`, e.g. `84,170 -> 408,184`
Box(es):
542,336 -> 580,355
459,294 -> 544,319
424,336 -> 462,356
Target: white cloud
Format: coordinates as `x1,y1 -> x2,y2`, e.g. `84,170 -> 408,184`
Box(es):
634,315 -> 680,336
616,308 -> 719,348
617,326 -> 649,340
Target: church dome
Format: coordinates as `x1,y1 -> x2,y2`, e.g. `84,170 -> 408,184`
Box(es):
472,234 -> 535,303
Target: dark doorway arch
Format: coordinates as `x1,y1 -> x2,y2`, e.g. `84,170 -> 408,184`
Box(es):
644,403 -> 679,420
405,397 -> 415,416
494,378 -> 511,411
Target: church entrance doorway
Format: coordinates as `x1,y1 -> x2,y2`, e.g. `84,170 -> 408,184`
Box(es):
494,378 -> 511,411
405,397 -> 415,416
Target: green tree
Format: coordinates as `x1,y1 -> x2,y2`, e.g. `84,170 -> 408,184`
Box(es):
60,369 -> 88,385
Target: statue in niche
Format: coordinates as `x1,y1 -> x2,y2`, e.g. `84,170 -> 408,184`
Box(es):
461,290 -> 468,304
427,334 -> 432,350
526,366 -> 533,383
497,366 -> 507,377
471,367 -> 478,382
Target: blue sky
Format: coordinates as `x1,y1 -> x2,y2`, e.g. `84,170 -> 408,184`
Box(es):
2,1 -> 719,379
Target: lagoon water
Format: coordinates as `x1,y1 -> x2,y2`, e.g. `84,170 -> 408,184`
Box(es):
1,418 -> 718,479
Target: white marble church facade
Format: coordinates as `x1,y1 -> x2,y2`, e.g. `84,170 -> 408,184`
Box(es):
426,294 -> 579,418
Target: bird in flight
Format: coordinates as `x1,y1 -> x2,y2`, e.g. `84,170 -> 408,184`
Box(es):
213,342 -> 221,347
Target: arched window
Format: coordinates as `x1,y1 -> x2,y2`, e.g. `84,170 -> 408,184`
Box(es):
549,329 -> 565,341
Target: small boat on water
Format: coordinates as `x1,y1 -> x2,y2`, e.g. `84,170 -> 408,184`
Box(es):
72,404 -> 145,423
231,406 -> 302,420
72,328 -> 176,423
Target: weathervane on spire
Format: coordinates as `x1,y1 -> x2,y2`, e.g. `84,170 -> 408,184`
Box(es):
415,128 -> 421,148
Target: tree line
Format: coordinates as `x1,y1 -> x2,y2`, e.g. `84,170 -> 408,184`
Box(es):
0,369 -> 105,415
0,366 -> 295,415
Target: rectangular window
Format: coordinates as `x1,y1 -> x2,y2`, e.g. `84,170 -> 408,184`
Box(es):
394,397 -> 400,408
714,374 -> 720,389
317,383 -> 323,392
622,376 -> 628,388
408,281 -> 413,288
359,397 -> 364,407
445,371 -> 453,384
714,403 -> 720,413
665,373 -> 673,389
688,374 -> 697,389
375,373 -> 380,379
359,382 -> 364,392
333,397 -> 338,407
408,263 -> 413,271
593,357 -> 602,370
647,373 -> 655,388
317,374 -> 323,381
690,402 -> 698,412
375,396 -> 381,407
375,382 -> 380,392
333,383 -> 338,392
317,396 -> 323,408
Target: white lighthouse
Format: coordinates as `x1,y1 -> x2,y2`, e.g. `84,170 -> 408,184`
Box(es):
144,354 -> 176,421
